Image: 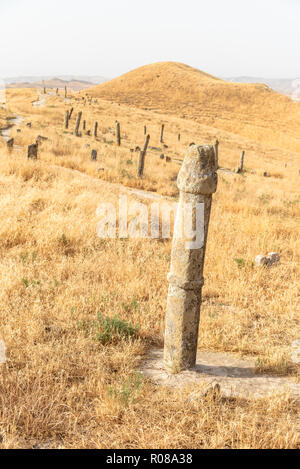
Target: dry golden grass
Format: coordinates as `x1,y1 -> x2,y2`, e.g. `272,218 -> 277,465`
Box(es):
0,77 -> 299,448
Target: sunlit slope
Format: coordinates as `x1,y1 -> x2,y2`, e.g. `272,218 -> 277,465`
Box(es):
88,62 -> 300,153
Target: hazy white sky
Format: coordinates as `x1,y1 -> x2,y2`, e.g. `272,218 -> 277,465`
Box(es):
0,0 -> 299,78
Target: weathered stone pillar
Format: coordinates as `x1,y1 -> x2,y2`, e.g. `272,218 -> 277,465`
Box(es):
116,121 -> 121,146
164,145 -> 218,372
144,125 -> 147,135
237,150 -> 245,173
28,143 -> 38,160
215,139 -> 219,169
65,86 -> 67,98
74,111 -> 82,136
94,121 -> 98,137
65,111 -> 69,129
68,107 -> 74,120
83,120 -> 86,131
137,134 -> 150,178
160,124 -> 164,143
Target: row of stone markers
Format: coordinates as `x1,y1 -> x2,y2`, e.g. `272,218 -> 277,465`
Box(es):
44,85 -> 68,98
26,141 -> 98,162
64,108 -> 101,141
63,111 -> 247,174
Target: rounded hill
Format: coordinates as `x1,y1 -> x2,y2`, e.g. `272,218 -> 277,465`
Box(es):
88,62 -> 300,153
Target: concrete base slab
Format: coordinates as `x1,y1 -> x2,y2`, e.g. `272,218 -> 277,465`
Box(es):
140,348 -> 300,402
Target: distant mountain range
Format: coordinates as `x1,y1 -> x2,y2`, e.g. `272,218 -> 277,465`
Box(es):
226,77 -> 300,101
4,76 -> 109,91
4,74 -> 300,101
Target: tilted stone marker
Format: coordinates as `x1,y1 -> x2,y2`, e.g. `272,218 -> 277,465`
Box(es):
178,133 -> 181,142
144,125 -> 147,135
65,86 -> 67,98
91,149 -> 97,161
164,144 -> 218,372
160,124 -> 165,143
237,151 -> 245,173
215,139 -> 219,169
27,144 -> 38,160
68,107 -> 74,120
83,120 -> 86,131
116,121 -> 121,146
94,121 -> 98,138
65,110 -> 69,129
137,134 -> 150,178
74,111 -> 82,136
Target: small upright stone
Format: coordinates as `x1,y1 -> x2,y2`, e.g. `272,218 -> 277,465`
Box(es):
267,252 -> 280,265
255,252 -> 280,267
91,149 -> 97,161
7,138 -> 14,149
27,144 -> 38,160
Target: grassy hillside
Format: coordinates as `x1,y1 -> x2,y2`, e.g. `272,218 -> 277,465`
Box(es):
0,146 -> 299,448
88,62 -> 300,154
0,82 -> 299,448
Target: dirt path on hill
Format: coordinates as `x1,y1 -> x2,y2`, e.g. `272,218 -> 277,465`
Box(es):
32,90 -> 71,107
0,115 -> 24,142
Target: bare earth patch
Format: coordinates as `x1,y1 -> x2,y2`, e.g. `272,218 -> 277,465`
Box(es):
141,348 -> 300,402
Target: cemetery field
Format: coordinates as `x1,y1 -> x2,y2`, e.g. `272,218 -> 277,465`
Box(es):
0,70 -> 300,448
